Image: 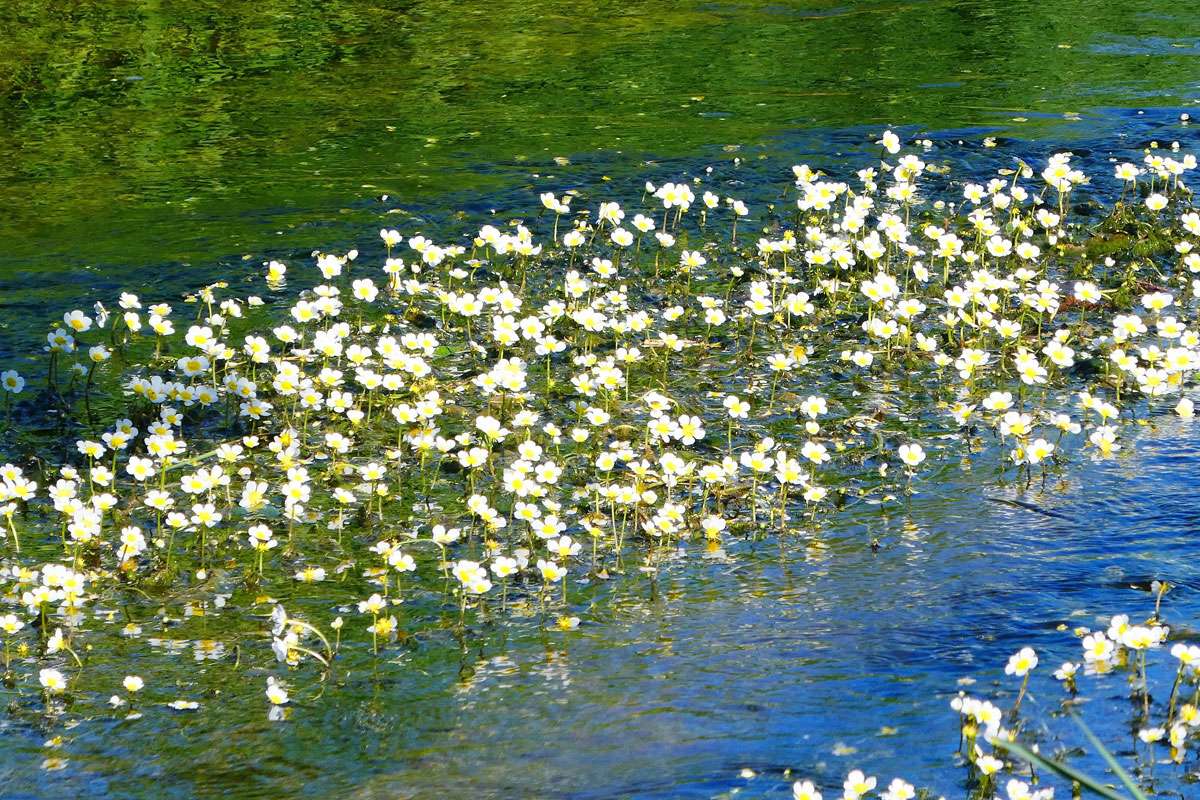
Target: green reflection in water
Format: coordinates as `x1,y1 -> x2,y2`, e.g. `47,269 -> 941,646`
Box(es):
0,0 -> 1195,273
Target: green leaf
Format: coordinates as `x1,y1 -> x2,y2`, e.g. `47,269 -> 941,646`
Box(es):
1069,711 -> 1150,800
989,737 -> 1130,800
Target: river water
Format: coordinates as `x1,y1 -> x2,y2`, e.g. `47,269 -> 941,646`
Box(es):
1,1 -> 1199,797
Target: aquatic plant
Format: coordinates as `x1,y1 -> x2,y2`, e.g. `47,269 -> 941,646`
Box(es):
1,131 -> 1199,794
751,598 -> 1192,799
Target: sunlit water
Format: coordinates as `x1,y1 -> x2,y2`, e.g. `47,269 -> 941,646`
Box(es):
5,417 -> 1197,798
2,1 -> 1200,798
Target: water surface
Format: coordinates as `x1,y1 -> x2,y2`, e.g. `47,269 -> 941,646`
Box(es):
1,2 -> 1199,798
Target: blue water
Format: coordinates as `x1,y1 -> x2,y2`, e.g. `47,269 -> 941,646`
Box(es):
347,425 -> 1200,798
8,411 -> 1194,799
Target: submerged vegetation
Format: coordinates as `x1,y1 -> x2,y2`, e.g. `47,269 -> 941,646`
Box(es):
3,131 -> 1200,796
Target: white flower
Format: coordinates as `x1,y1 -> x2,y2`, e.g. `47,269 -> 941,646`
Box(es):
266,677 -> 289,706
898,443 -> 925,467
1005,647 -> 1038,677
39,668 -> 67,694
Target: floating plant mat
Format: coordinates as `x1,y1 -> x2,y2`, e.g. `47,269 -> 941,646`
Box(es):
3,132 -> 1200,797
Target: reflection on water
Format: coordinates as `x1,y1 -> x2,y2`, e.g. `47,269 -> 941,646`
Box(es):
351,423 -> 1200,800
0,0 -> 1197,272
4,417 -> 1197,799
2,1 -> 1200,798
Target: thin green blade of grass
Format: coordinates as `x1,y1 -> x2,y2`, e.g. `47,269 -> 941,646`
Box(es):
989,737 -> 1131,800
1069,711 -> 1150,800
